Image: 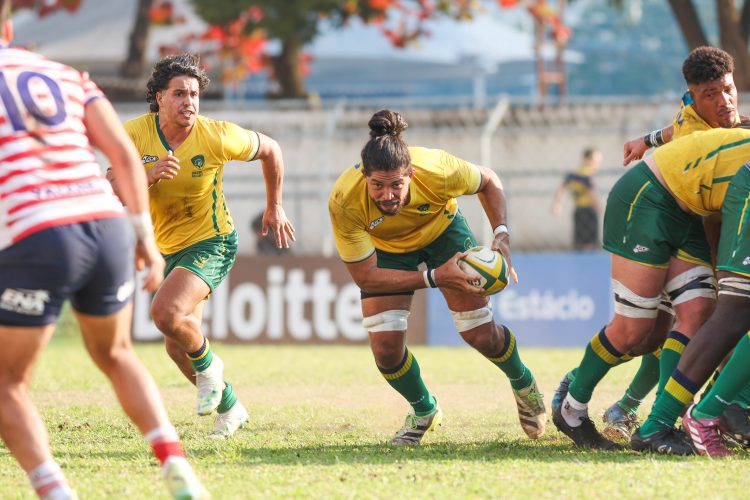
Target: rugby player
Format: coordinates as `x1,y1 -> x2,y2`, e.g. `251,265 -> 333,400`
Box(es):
328,109 -> 545,445
551,125 -> 750,451
0,2 -> 206,497
110,54 -> 295,438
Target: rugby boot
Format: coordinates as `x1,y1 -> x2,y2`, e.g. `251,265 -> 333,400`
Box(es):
630,426 -> 694,455
195,356 -> 224,416
512,379 -> 547,438
391,402 -> 443,446
601,402 -> 639,441
718,403 -> 750,448
682,405 -> 733,457
208,401 -> 249,439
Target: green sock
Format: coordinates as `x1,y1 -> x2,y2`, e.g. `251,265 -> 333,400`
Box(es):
640,368 -> 699,437
694,334 -> 750,419
187,338 -> 213,372
657,331 -> 690,394
733,383 -> 750,409
698,369 -> 720,402
485,325 -> 533,390
379,348 -> 435,416
216,381 -> 237,414
617,352 -> 660,414
569,329 -> 625,404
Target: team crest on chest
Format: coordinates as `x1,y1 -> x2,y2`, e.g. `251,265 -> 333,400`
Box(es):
191,155 -> 205,169
369,216 -> 384,230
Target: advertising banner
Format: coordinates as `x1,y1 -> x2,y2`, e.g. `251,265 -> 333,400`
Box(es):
133,256 -> 427,344
427,252 -> 612,347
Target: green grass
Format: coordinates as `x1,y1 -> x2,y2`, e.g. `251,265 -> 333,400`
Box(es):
0,336 -> 744,499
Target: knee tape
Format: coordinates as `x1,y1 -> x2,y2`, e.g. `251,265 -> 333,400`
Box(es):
362,309 -> 410,333
718,276 -> 750,299
612,279 -> 661,319
658,292 -> 675,316
664,265 -> 717,305
450,304 -> 494,332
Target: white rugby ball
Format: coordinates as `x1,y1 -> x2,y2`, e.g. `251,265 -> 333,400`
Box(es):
458,246 -> 510,296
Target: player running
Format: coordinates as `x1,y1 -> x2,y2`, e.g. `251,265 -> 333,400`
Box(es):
109,54 -> 295,438
0,2 -> 206,497
328,109 -> 545,445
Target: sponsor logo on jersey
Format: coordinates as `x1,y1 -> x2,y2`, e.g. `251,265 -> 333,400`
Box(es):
0,288 -> 49,316
141,155 -> 159,164
191,155 -> 205,169
633,244 -> 650,253
368,216 -> 384,230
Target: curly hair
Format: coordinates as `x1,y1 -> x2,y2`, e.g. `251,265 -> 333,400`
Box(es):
682,46 -> 734,85
360,109 -> 411,176
146,54 -> 210,112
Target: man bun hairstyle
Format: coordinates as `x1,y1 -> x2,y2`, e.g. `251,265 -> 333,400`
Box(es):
146,54 -> 210,112
361,109 -> 412,175
683,46 -> 734,85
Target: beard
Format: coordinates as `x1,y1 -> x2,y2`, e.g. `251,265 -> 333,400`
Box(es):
376,200 -> 403,215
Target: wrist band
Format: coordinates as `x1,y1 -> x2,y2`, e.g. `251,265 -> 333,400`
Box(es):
423,269 -> 437,288
644,129 -> 665,148
127,211 -> 155,243
493,224 -> 509,237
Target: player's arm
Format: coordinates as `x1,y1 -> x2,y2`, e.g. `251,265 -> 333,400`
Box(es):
475,165 -> 518,283
550,182 -> 566,215
345,252 -> 482,295
623,124 -> 674,165
84,98 -> 164,292
254,132 -> 295,248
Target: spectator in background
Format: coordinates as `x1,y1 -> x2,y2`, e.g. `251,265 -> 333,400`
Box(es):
252,211 -> 289,255
550,148 -> 603,251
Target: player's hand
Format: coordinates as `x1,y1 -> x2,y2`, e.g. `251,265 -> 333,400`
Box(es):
146,151 -> 180,185
263,204 -> 296,249
490,234 -> 519,284
550,201 -> 562,216
135,238 -> 165,292
623,136 -> 649,166
434,252 -> 484,295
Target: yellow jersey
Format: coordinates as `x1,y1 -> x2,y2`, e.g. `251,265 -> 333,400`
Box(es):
672,92 -> 740,139
564,165 -> 595,208
654,127 -> 750,215
125,113 -> 260,254
329,147 -> 482,262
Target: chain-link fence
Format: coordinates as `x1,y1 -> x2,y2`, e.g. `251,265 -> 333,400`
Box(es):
114,94 -> 710,255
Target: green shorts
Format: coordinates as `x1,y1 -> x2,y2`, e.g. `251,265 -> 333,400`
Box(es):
717,165 -> 750,276
375,210 -> 476,272
163,231 -> 238,291
602,162 -> 710,268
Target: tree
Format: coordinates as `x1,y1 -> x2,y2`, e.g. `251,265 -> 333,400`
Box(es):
120,0 -> 155,79
187,0 -> 488,99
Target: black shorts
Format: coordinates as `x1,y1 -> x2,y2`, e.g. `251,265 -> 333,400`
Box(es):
0,217 -> 135,326
573,206 -> 598,247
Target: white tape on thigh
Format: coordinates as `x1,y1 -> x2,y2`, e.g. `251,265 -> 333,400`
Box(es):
450,304 -> 494,332
718,277 -> 750,299
362,309 -> 410,333
657,291 -> 675,316
664,265 -> 717,305
611,279 -> 661,319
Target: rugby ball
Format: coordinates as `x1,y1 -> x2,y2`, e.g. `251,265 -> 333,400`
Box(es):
458,246 -> 510,296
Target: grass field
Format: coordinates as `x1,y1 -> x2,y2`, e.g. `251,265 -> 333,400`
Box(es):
0,332 -> 745,499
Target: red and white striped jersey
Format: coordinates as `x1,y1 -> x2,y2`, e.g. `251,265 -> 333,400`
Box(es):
0,46 -> 124,251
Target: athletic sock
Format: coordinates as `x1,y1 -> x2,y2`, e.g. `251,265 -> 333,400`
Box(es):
639,368 -> 700,437
379,348 -> 436,416
561,392 -> 588,427
216,381 -> 238,414
28,459 -> 73,500
569,328 -> 628,404
145,425 -> 185,466
485,325 -> 533,390
187,337 -> 213,372
657,331 -> 690,393
617,351 -> 660,414
693,334 -> 750,419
